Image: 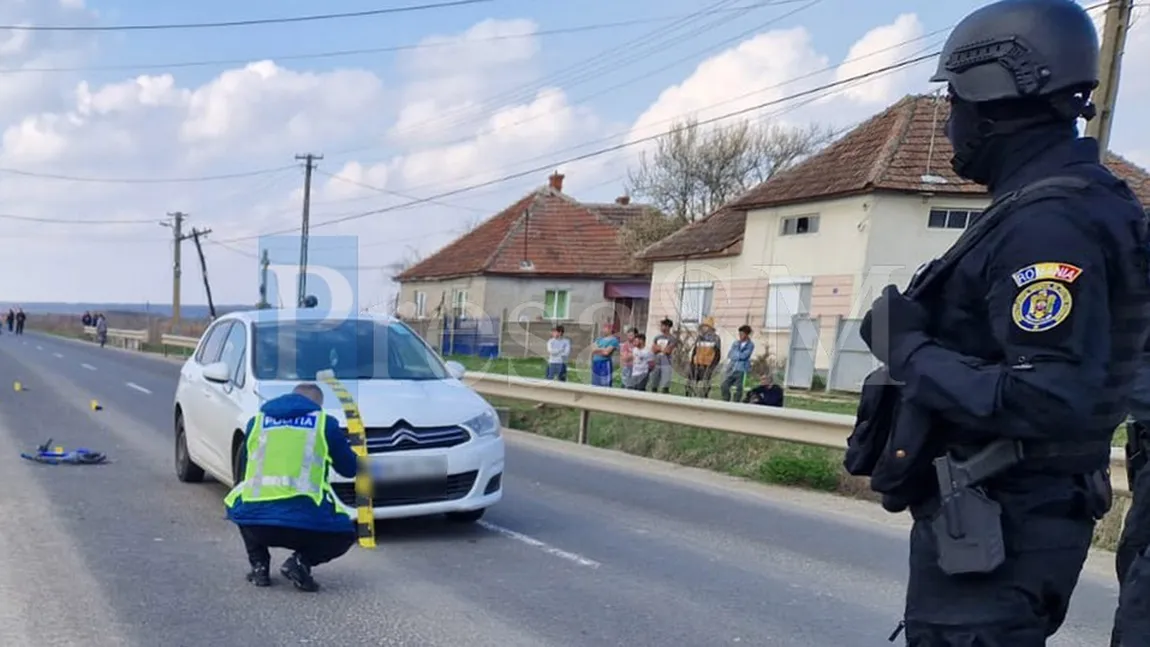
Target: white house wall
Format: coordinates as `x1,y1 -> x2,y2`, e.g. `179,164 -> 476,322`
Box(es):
861,192 -> 992,314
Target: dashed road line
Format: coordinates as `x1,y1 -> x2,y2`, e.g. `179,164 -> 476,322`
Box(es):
477,520 -> 601,568
81,363 -> 97,371
125,382 -> 152,395
35,345 -> 42,351
53,352 -> 63,359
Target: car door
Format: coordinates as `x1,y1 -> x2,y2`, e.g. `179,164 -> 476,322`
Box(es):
183,320 -> 234,475
202,321 -> 250,482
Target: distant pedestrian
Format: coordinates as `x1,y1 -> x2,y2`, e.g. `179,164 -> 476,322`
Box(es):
627,334 -> 654,390
14,308 -> 25,335
720,325 -> 755,402
545,325 -> 570,381
95,313 -> 107,347
685,317 -> 721,398
590,323 -> 619,387
6,309 -> 14,332
648,318 -> 677,394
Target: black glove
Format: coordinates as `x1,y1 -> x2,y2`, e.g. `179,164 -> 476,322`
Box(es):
859,284 -> 928,365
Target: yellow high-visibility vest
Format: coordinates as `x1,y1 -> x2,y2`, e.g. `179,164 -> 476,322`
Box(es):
224,411 -> 347,516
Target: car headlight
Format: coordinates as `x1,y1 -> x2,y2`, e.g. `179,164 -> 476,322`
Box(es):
462,408 -> 501,438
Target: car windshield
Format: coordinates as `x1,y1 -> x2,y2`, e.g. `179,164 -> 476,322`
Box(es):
251,319 -> 449,381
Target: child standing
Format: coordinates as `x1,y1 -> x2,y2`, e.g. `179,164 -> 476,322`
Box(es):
628,334 -> 654,390
545,325 -> 570,381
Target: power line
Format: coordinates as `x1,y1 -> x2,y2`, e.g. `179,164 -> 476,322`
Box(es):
0,4 -> 798,74
1,0 -> 492,32
0,212 -> 160,224
331,0 -> 772,156
217,49 -> 941,244
0,164 -> 296,184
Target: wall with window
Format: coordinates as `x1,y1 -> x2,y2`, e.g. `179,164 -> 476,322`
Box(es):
480,275 -> 623,326
396,276 -> 489,320
862,191 -> 991,296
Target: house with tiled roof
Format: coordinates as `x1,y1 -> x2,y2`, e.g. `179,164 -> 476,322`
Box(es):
395,172 -> 661,333
637,94 -> 1150,375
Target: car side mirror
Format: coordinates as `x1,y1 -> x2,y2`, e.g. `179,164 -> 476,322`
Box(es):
445,360 -> 466,380
203,361 -> 232,384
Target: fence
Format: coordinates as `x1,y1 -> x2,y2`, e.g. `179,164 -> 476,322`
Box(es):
65,326 -> 1133,497
782,314 -> 877,393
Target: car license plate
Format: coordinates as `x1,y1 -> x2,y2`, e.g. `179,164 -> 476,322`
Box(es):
375,456 -> 447,483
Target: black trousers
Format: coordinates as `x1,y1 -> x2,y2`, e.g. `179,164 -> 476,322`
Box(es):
239,524 -> 356,568
903,476 -> 1098,645
1114,468 -> 1150,646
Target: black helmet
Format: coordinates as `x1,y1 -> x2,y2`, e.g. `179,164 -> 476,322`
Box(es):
931,0 -> 1099,103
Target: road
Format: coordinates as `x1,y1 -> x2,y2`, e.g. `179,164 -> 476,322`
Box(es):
0,331 -> 1123,646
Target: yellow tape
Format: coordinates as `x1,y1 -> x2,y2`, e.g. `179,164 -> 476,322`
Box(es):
317,372 -> 376,548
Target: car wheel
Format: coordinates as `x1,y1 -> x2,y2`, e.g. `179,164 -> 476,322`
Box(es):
445,509 -> 485,523
232,442 -> 245,485
175,412 -> 205,483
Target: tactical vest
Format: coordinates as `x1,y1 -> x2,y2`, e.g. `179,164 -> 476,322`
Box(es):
224,411 -> 347,514
845,173 -> 1150,509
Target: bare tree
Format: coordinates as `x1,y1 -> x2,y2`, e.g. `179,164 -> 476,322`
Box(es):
626,118 -> 837,223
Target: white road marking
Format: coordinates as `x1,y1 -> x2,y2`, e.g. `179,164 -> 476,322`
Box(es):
35,345 -> 42,351
52,352 -> 63,359
81,364 -> 96,371
477,520 -> 600,568
125,382 -> 152,395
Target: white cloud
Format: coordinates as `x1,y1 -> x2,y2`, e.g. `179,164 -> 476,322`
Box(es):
0,6 -> 1146,309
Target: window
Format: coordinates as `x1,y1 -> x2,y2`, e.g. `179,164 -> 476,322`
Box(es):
216,322 -> 248,387
780,215 -> 819,236
195,321 -> 233,365
544,289 -> 570,319
414,291 -> 427,318
451,289 -> 468,318
765,280 -> 812,329
927,208 -> 980,230
251,319 -> 449,382
679,282 -> 714,323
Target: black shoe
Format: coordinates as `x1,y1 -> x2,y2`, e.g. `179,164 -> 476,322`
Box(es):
246,564 -> 271,587
280,554 -> 319,592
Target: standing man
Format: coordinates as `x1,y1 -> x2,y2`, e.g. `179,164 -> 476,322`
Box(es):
1115,402 -> 1150,644
649,318 -> 677,394
720,325 -> 755,402
589,322 -> 619,387
14,307 -> 24,335
858,0 -> 1150,643
224,382 -> 371,592
685,317 -> 721,398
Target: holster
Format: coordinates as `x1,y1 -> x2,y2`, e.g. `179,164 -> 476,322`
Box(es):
930,439 -> 1022,576
1126,420 -> 1150,490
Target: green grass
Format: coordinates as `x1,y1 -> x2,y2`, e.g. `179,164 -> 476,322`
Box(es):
455,354 -> 859,496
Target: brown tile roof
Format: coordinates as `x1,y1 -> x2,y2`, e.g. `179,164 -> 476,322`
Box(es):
396,182 -> 659,281
641,94 -> 1150,260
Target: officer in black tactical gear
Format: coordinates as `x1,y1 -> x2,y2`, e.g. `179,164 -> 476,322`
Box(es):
850,0 -> 1150,644
1115,382 -> 1150,644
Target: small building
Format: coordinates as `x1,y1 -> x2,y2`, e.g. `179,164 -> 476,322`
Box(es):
395,173 -> 661,351
637,94 -> 1150,384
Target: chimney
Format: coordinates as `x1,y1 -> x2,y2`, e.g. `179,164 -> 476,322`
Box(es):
615,195 -> 630,205
548,171 -> 564,192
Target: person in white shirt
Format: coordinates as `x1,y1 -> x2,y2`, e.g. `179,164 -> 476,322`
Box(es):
545,325 -> 571,381
627,334 -> 655,390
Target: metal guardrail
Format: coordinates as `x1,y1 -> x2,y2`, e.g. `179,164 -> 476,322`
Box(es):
81,326 -> 146,350
80,326 -> 1132,494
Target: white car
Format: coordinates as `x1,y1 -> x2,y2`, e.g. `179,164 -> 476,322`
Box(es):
172,308 -> 504,523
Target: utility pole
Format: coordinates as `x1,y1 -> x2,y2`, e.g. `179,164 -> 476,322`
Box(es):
1085,0 -> 1134,154
295,153 -> 322,307
189,227 -> 215,319
160,211 -> 191,330
257,249 -> 271,309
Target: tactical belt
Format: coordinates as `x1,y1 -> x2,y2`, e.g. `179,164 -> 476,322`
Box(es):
949,439 -> 1111,470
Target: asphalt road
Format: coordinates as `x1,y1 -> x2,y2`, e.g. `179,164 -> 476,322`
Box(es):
0,330 -> 1124,646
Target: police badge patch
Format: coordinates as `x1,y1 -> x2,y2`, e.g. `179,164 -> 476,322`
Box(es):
1012,280 -> 1073,331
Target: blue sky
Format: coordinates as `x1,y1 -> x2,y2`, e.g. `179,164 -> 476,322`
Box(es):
0,0 -> 1145,307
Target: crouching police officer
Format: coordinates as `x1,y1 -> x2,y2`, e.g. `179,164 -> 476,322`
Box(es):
224,382 -> 372,592
856,0 -> 1150,643
1114,382 -> 1150,644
